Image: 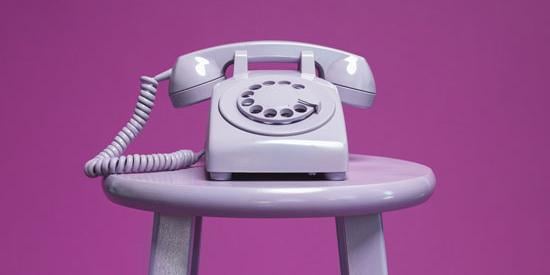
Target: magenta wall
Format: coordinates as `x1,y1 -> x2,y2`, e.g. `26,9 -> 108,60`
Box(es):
1,0 -> 549,274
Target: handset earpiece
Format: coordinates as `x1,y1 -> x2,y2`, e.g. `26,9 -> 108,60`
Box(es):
168,54 -> 226,108
168,41 -> 376,108
324,55 -> 376,108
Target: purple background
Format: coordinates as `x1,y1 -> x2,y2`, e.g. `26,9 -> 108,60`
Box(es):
1,0 -> 549,274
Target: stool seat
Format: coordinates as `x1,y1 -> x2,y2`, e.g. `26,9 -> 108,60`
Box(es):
103,154 -> 435,218
102,154 -> 436,275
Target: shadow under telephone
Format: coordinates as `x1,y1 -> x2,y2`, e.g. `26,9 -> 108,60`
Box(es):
84,41 -> 376,180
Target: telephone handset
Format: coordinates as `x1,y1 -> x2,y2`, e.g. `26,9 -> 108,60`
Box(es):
84,41 -> 376,180
168,41 -> 375,108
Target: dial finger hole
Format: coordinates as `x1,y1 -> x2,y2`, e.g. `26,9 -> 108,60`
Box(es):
278,80 -> 291,85
280,108 -> 294,117
292,84 -> 305,90
241,91 -> 254,98
294,104 -> 307,113
249,105 -> 263,114
249,84 -> 262,90
263,81 -> 275,86
263,109 -> 277,118
242,98 -> 254,106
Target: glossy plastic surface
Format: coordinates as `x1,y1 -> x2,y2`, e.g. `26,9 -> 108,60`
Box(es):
103,155 -> 436,218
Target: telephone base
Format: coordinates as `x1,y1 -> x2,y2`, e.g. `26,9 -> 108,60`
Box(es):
208,172 -> 347,181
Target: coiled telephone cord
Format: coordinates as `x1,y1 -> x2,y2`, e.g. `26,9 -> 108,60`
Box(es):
84,69 -> 203,178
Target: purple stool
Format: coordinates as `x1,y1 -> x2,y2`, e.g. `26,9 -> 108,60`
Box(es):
104,154 -> 435,275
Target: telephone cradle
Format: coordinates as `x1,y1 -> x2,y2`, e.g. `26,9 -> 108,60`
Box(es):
84,41 -> 376,181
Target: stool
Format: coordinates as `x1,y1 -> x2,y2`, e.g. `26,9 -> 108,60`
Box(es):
103,154 -> 436,275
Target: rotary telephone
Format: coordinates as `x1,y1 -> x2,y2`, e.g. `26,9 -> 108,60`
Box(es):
84,41 -> 376,180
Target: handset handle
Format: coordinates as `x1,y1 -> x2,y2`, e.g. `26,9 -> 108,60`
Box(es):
168,41 -> 376,108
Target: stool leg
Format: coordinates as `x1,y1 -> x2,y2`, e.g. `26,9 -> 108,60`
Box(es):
336,214 -> 388,275
148,213 -> 202,275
